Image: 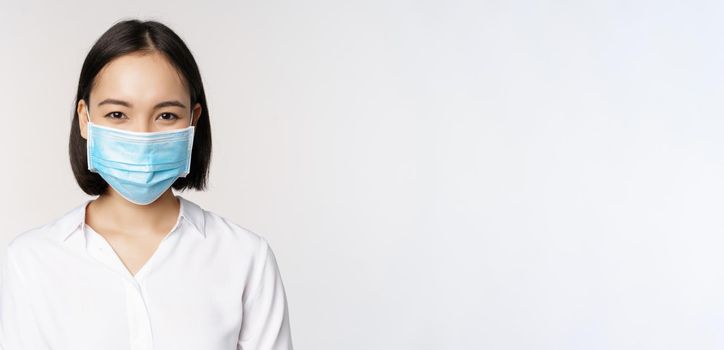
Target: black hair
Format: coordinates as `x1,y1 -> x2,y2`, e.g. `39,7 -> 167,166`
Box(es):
69,18 -> 212,195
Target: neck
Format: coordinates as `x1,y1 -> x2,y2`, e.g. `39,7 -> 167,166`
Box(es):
87,187 -> 180,236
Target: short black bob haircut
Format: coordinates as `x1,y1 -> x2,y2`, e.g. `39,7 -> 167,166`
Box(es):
69,19 -> 212,196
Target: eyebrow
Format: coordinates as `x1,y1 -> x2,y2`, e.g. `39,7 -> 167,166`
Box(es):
97,98 -> 186,109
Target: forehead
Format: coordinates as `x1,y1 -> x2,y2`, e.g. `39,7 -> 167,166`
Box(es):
90,51 -> 189,106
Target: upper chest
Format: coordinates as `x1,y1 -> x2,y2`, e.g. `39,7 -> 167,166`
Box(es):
86,225 -> 168,277
15,226 -> 251,349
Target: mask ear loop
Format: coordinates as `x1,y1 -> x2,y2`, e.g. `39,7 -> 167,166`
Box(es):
84,104 -> 95,173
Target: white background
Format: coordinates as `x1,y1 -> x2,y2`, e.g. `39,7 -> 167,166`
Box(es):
1,1 -> 723,349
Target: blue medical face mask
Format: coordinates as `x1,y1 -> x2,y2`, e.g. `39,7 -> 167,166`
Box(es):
85,105 -> 195,205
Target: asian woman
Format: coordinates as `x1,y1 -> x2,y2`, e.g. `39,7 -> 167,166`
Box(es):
0,18 -> 293,350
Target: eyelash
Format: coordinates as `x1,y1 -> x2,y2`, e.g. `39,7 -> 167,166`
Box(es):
104,112 -> 180,121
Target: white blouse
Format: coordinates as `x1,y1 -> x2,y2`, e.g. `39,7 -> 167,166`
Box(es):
0,195 -> 293,350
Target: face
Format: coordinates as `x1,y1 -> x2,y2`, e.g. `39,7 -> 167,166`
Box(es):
77,51 -> 202,139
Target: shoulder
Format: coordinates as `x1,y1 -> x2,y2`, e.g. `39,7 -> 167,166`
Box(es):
5,225 -> 46,255
4,200 -> 89,262
3,222 -> 61,273
192,207 -> 283,278
8,223 -> 50,247
199,206 -> 273,256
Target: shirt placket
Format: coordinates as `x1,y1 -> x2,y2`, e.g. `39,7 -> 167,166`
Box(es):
85,227 -> 157,350
124,280 -> 153,350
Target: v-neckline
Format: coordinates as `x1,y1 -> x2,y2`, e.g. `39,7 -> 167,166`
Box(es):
84,223 -> 176,282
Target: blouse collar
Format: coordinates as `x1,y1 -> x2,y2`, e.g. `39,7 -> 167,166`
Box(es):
50,194 -> 206,242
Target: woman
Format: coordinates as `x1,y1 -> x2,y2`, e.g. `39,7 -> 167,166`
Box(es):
0,19 -> 293,350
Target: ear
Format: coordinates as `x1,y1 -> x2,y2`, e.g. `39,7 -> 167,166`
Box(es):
191,102 -> 202,126
77,99 -> 89,140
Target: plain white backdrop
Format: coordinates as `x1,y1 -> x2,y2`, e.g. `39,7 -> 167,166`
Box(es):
2,0 -> 724,349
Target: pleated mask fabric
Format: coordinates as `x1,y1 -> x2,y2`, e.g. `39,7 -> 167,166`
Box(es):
85,105 -> 195,205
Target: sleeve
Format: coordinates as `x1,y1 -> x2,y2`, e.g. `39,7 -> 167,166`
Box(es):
237,237 -> 293,350
0,245 -> 50,350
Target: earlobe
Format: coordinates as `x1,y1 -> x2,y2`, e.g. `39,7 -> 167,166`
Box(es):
78,101 -> 88,140
192,103 -> 202,126
80,120 -> 87,140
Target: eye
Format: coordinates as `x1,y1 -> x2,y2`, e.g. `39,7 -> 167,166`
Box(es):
104,111 -> 127,120
158,112 -> 180,121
